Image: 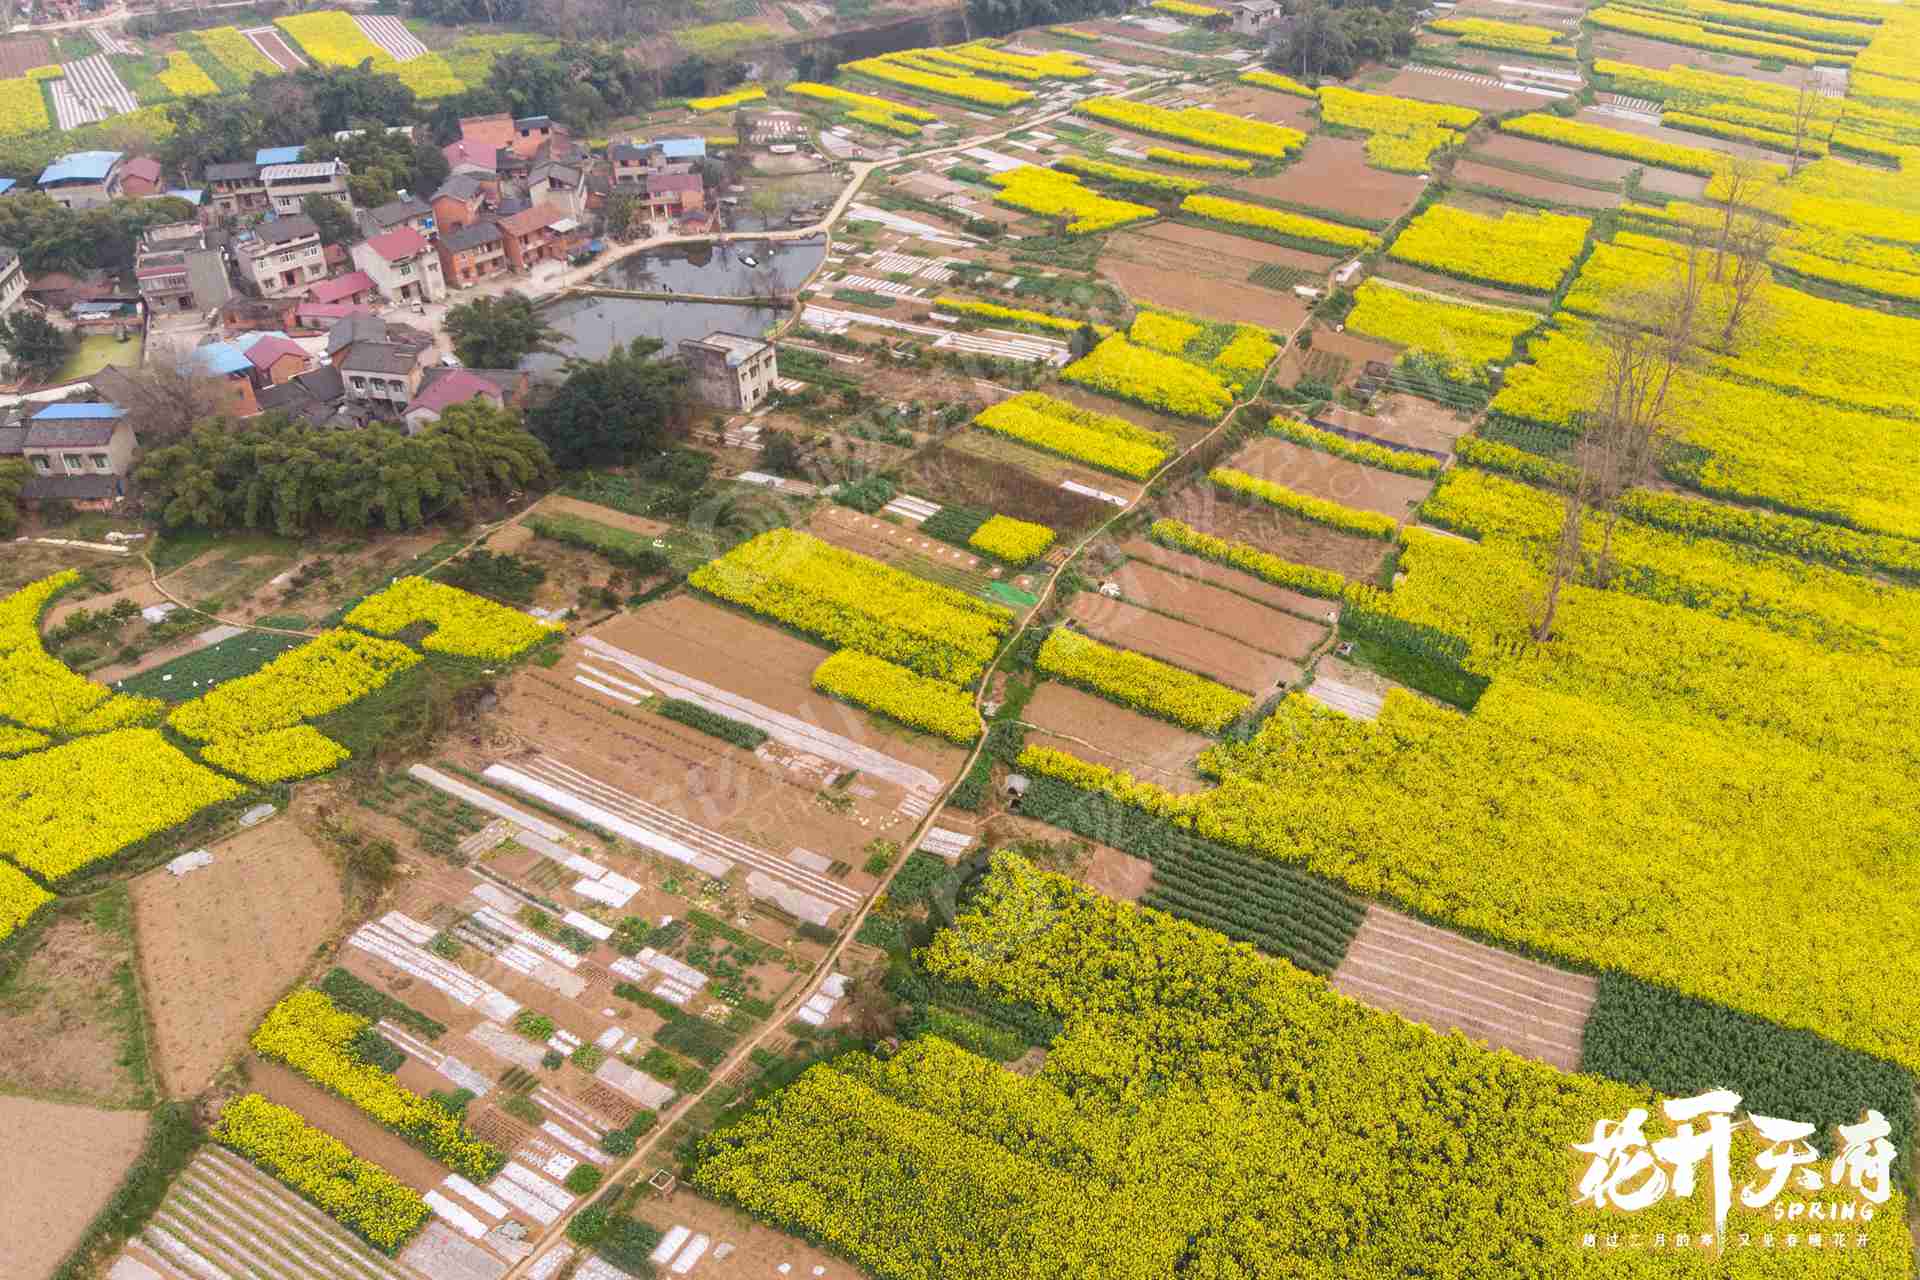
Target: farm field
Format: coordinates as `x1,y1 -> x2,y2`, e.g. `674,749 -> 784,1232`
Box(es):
0,1096 -> 149,1278
7,4 -> 1920,1276
133,820 -> 343,1098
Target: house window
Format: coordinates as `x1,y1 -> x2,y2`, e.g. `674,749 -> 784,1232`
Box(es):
31,455 -> 49,474
397,261 -> 413,276
63,452 -> 84,472
90,453 -> 109,471
351,376 -> 366,389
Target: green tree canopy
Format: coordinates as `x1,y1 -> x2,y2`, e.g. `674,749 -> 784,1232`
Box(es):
445,293 -> 561,369
0,310 -> 76,381
529,338 -> 688,470
136,404 -> 549,535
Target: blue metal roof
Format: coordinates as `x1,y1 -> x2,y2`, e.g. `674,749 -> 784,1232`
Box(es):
0,178 -> 17,194
256,145 -> 305,166
229,330 -> 290,353
660,138 -> 706,159
190,343 -> 254,377
165,187 -> 205,205
31,403 -> 126,420
38,151 -> 124,186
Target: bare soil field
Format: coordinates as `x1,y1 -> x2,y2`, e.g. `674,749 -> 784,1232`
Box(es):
1585,30 -> 1809,86
1377,68 -> 1543,112
1319,395 -> 1476,454
246,1058 -> 449,1192
1638,167 -> 1712,200
948,428 -> 1144,504
1449,159 -> 1624,210
42,578 -> 167,632
0,35 -> 53,78
0,543 -> 147,599
1372,257 -> 1554,309
1111,560 -> 1328,658
1079,843 -> 1156,902
1574,106 -> 1781,165
1470,133 -> 1640,183
1275,328 -> 1401,389
1159,479 -> 1395,580
805,505 -> 1002,593
1230,434 -> 1436,519
1233,138 -> 1427,224
0,1096 -> 147,1278
1120,537 -> 1334,620
246,25 -> 306,69
1066,594 -> 1301,693
908,444 -> 1120,535
1023,681 -> 1215,790
1199,83 -> 1321,130
636,1188 -> 859,1280
0,897 -> 145,1107
135,819 -> 343,1099
1100,223 -> 1330,328
530,493 -> 671,538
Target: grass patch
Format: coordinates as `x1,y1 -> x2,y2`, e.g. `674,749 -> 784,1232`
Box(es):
527,512 -> 669,573
52,332 -> 142,386
117,630 -> 306,703
1331,623 -> 1488,712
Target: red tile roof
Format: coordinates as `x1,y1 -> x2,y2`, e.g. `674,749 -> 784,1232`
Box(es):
363,228 -> 429,261
646,173 -> 703,195
443,138 -> 496,172
408,369 -> 505,415
306,270 -> 375,303
243,336 -> 308,370
123,156 -> 162,184
498,202 -> 571,237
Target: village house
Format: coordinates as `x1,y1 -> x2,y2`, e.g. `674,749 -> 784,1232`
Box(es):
134,223 -> 232,314
118,156 -> 165,198
358,196 -> 436,242
1225,0 -> 1280,33
0,247 -> 26,317
431,174 -> 491,233
351,227 -> 446,304
340,342 -> 428,413
261,160 -> 353,217
204,161 -> 268,217
443,137 -> 497,183
438,221 -> 508,288
233,215 -> 326,298
497,203 -> 583,273
38,151 -> 124,210
18,404 -> 136,508
306,270 -> 379,308
401,366 -> 528,432
645,172 -> 706,224
681,331 -> 778,413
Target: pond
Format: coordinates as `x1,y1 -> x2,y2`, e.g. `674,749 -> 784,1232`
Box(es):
586,238 -> 827,296
524,296 -> 787,375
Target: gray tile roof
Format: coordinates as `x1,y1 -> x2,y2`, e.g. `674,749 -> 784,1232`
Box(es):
443,221 -> 502,251
25,422 -> 119,448
341,342 -> 418,375
23,472 -> 118,500
255,215 -> 320,245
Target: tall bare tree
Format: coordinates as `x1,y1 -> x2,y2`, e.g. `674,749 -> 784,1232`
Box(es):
1709,157 -> 1769,282
1536,235 -> 1714,632
1788,71 -> 1822,179
1720,214 -> 1778,349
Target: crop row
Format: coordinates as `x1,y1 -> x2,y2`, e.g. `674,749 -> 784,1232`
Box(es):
785,80 -> 937,122
1210,467 -> 1401,538
813,649 -> 981,743
689,528 -> 1013,683
1148,517 -> 1350,599
214,1093 -> 429,1253
0,729 -> 246,882
1237,68 -> 1314,97
1035,629 -> 1251,732
688,85 -> 765,111
1386,204 -> 1590,294
1343,278 -> 1537,384
345,576 -> 561,660
1267,417 -> 1441,478
1317,85 -> 1479,172
1060,334 -> 1233,421
1075,95 -> 1305,160
845,51 -> 1034,108
1179,192 -> 1378,254
1053,153 -> 1206,196
989,166 -> 1157,234
968,513 -> 1055,565
168,629 -> 420,742
251,989 -> 505,1179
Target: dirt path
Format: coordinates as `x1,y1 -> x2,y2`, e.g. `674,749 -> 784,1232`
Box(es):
500,135 -> 1291,1271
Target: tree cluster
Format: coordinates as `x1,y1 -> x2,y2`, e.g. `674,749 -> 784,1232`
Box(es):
528,337 -> 689,469
444,292 -> 560,368
306,128 -> 451,209
137,401 -> 548,535
1265,0 -> 1421,81
0,192 -> 198,274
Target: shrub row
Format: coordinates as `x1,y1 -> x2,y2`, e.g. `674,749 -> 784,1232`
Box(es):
657,698 -> 769,749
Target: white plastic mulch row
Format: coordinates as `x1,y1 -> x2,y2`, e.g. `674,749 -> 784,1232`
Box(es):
483,1177 -> 560,1227
426,1190 -> 492,1239
52,54 -> 138,129
576,638 -> 944,800
1061,479 -> 1129,508
837,275 -> 925,297
409,765 -> 568,841
535,1086 -> 608,1136
347,916 -> 521,1022
502,1161 -> 575,1212
541,1118 -> 610,1164
354,13 -> 428,59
